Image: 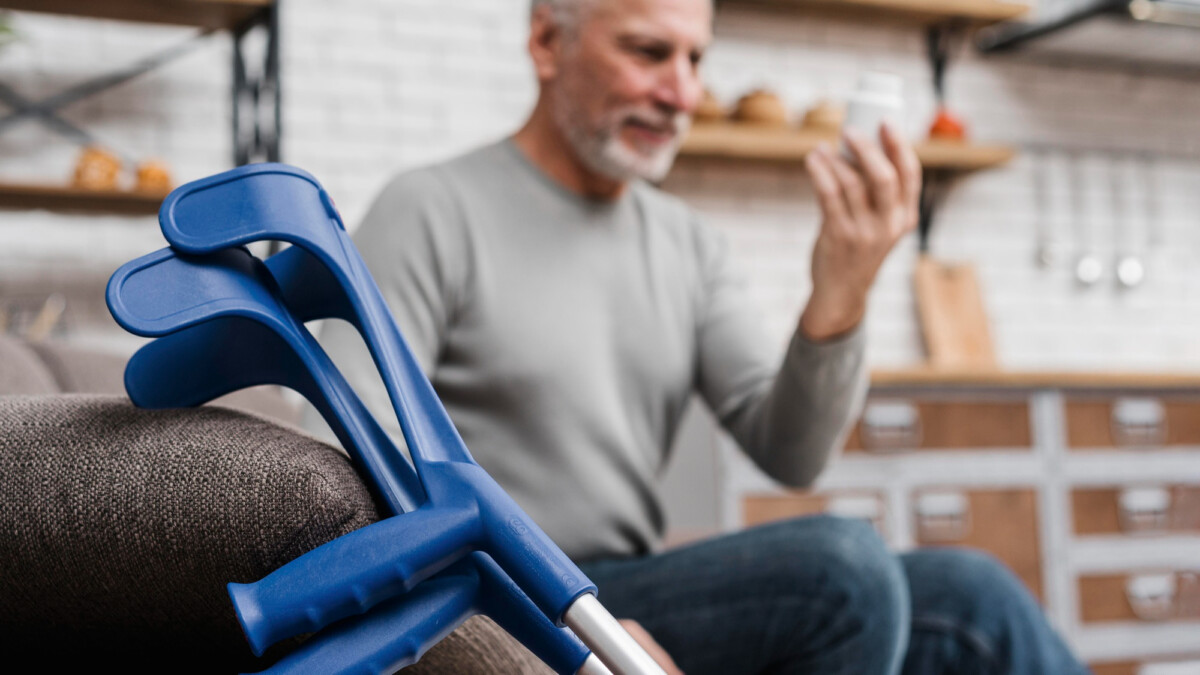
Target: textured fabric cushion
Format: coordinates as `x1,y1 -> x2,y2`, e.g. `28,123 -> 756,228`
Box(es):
0,333 -> 59,394
0,394 -> 552,673
407,616 -> 552,675
0,395 -> 379,670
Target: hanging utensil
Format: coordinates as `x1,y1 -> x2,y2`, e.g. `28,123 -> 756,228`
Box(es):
1114,154 -> 1145,289
1073,153 -> 1103,287
1033,150 -> 1059,269
1143,153 -> 1164,264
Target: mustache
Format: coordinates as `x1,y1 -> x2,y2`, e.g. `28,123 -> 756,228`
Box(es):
618,109 -> 692,136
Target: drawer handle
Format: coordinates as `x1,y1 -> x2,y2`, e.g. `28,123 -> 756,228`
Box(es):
1126,573 -> 1176,621
1119,486 -> 1172,534
915,492 -> 971,542
1111,397 -> 1167,447
861,400 -> 922,452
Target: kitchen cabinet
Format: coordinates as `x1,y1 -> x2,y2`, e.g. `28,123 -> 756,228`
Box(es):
1066,397 -> 1200,450
843,398 -> 1032,453
1079,571 -> 1200,624
912,487 -> 1043,600
721,369 -> 1200,666
743,490 -> 889,538
1091,656 -> 1200,675
1073,485 -> 1200,536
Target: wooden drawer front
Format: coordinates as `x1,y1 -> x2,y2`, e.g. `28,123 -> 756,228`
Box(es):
912,488 -> 1043,601
1073,486 -> 1200,536
1090,663 -> 1138,675
1079,571 -> 1200,624
1091,658 -> 1200,675
1066,397 -> 1200,449
844,399 -> 1032,453
743,491 -> 887,539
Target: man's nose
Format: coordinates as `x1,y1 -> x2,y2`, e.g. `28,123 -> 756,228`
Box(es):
653,57 -> 702,115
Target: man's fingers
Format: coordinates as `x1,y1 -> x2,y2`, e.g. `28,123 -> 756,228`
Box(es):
843,129 -> 900,215
826,149 -> 872,227
881,122 -> 922,225
805,144 -> 851,226
619,619 -> 685,675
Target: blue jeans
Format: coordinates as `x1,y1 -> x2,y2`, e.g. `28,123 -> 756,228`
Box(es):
577,516 -> 1089,675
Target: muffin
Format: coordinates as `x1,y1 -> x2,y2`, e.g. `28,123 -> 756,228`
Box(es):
694,89 -> 726,123
800,99 -> 845,133
135,160 -> 173,194
732,89 -> 789,127
72,146 -> 122,191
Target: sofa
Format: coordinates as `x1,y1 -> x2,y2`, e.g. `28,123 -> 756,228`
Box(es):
0,333 -> 550,673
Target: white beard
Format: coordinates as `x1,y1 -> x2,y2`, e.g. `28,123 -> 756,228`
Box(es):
551,85 -> 689,183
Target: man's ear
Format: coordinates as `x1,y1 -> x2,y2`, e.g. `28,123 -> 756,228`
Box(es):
528,5 -> 562,83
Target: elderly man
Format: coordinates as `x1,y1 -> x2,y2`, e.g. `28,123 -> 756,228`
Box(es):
315,0 -> 1088,672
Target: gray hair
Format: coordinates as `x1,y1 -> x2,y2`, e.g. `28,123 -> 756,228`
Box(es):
529,0 -> 596,32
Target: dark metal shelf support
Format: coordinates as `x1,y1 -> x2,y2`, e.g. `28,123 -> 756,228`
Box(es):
232,2 -> 280,166
0,28 -> 216,164
919,20 -> 969,253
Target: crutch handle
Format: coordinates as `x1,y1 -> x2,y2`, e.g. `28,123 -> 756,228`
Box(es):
229,506 -> 480,656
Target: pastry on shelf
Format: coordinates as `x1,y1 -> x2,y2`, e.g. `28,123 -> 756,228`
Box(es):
694,89 -> 726,123
732,89 -> 789,127
799,99 -> 845,134
135,160 -> 172,194
928,107 -> 967,142
72,146 -> 122,191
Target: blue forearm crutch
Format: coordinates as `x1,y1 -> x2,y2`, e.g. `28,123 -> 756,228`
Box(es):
151,164 -> 664,675
109,162 -> 664,675
108,246 -> 601,675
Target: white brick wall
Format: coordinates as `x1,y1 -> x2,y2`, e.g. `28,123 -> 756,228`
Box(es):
1,1 -> 1199,371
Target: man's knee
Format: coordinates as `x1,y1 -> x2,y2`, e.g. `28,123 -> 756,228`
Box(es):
751,516 -> 909,628
903,548 -> 1087,674
904,547 -> 1035,619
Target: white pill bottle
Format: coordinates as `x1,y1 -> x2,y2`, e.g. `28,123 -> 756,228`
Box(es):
841,71 -> 904,160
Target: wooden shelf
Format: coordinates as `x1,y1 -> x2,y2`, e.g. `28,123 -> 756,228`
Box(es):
721,0 -> 1033,26
870,368 -> 1200,390
679,122 -> 1016,171
0,182 -> 164,215
917,138 -> 1015,170
0,0 -> 272,31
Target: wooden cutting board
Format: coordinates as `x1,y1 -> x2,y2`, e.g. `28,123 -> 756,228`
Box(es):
913,255 -> 997,370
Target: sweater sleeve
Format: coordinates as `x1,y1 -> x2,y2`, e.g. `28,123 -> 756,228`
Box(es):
692,220 -> 868,488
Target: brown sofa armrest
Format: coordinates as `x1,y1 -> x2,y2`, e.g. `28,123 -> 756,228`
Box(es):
0,394 -> 551,673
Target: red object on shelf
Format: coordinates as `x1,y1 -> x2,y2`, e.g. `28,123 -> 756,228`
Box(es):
929,107 -> 968,142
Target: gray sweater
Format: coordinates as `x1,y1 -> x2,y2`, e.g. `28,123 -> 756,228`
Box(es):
312,139 -> 868,561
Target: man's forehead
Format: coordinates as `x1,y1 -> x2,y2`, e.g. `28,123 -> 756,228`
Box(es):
587,0 -> 713,46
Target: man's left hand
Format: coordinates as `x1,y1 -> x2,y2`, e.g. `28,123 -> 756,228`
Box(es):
800,122 -> 922,341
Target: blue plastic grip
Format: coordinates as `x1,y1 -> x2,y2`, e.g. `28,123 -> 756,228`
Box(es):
253,554 -> 590,675
230,506 -> 480,656
250,562 -> 480,675
231,460 -> 595,651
